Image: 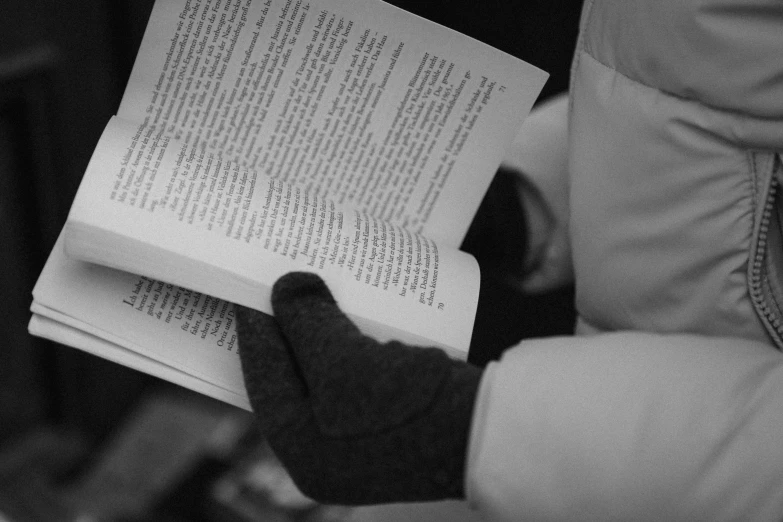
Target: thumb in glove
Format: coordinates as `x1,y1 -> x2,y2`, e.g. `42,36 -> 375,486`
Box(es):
236,272 -> 482,505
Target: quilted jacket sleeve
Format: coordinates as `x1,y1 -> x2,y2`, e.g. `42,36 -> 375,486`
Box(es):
465,332 -> 783,521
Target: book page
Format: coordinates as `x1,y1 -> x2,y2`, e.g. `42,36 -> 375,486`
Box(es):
29,314 -> 250,410
66,117 -> 479,355
35,234 -> 246,394
116,0 -> 547,245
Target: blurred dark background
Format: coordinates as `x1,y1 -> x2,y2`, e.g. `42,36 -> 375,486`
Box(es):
0,0 -> 580,519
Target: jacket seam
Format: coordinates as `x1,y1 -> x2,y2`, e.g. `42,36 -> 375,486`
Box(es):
575,49 -> 783,125
567,0 -> 596,127
747,151 -> 759,223
577,50 -> 783,136
569,0 -> 596,95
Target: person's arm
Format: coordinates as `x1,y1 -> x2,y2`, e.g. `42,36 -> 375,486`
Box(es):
468,332 -> 783,521
501,94 -> 573,294
238,272 -> 783,519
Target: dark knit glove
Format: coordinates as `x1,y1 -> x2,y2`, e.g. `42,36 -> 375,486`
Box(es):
236,272 -> 483,505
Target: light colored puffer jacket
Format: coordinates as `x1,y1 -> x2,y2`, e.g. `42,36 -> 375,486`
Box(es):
465,1 -> 783,520
569,0 -> 783,346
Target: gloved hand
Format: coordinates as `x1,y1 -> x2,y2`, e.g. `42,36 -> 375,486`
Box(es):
236,272 -> 483,505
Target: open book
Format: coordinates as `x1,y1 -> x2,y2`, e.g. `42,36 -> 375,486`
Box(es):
30,0 -> 547,407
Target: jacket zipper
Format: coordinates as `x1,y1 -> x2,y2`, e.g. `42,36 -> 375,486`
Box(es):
749,157 -> 783,349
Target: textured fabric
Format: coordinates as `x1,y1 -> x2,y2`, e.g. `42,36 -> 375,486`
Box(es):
237,272 -> 482,505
